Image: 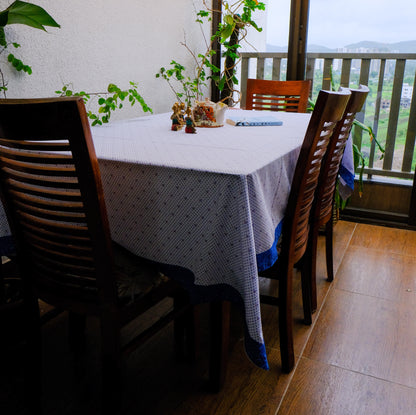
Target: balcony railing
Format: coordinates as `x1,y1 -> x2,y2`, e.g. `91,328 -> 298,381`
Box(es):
239,52 -> 416,182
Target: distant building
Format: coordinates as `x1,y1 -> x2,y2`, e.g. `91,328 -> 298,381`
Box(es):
381,99 -> 390,110
402,83 -> 413,100
401,84 -> 414,108
401,98 -> 411,109
342,46 -> 398,75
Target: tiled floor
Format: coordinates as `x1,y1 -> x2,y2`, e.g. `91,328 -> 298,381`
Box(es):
2,221 -> 416,414
278,222 -> 416,415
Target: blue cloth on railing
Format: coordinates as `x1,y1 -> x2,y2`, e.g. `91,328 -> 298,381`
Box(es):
338,134 -> 355,200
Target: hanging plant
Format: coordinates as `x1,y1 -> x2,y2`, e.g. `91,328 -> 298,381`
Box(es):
0,1 -> 60,97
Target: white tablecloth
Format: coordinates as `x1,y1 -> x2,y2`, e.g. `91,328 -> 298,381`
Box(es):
0,108 -> 355,368
92,110 -> 311,369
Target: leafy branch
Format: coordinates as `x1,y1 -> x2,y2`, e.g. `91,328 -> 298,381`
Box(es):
55,82 -> 152,126
0,1 -> 60,97
308,68 -> 386,207
156,0 -> 265,107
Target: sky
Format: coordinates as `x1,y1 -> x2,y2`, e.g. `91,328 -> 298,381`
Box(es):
266,0 -> 416,48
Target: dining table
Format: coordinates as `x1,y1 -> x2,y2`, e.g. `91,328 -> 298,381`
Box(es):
0,108 -> 355,370
92,108 -> 336,371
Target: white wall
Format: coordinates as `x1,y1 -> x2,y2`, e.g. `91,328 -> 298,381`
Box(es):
0,0 -> 210,118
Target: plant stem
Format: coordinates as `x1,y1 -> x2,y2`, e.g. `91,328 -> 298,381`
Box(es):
0,67 -> 7,98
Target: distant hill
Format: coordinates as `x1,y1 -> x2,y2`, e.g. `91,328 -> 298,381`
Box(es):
267,41 -> 416,53
344,40 -> 416,53
266,43 -> 336,52
307,44 -> 336,53
266,44 -> 287,52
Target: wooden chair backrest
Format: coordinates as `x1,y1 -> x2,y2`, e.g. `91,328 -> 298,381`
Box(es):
315,85 -> 370,223
0,98 -> 115,312
245,79 -> 311,113
281,89 -> 351,265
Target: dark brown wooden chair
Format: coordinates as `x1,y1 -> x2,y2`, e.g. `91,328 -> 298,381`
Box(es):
0,97 -> 195,414
306,85 -> 370,314
244,79 -> 311,112
211,88 -> 351,383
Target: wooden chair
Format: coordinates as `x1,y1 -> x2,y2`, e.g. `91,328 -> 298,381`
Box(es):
244,79 -> 311,112
306,85 -> 370,313
211,89 -> 351,380
0,97 -> 195,414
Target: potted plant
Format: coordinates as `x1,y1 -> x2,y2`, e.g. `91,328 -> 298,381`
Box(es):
156,0 -> 265,126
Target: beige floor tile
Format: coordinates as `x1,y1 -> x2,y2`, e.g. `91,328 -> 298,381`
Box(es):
304,288 -> 416,389
278,357 -> 416,415
335,245 -> 416,304
350,223 -> 416,257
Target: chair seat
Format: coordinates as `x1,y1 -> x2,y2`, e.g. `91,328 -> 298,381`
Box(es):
113,242 -> 170,305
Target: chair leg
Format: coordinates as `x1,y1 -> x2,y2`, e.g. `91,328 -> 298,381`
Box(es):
68,312 -> 86,353
300,256 -> 312,326
185,304 -> 200,363
23,295 -> 42,415
0,258 -> 5,304
209,300 -> 230,392
174,293 -> 199,362
308,223 -> 320,313
279,267 -> 295,373
325,217 -> 334,282
100,315 -> 122,415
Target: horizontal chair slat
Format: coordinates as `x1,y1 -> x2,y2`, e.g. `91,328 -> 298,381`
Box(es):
0,138 -> 71,151
7,180 -> 82,201
25,229 -> 93,256
30,249 -> 95,276
14,199 -> 87,222
22,220 -> 92,246
0,158 -> 76,176
4,167 -> 79,188
10,189 -> 85,212
18,211 -> 89,236
0,146 -> 73,164
30,243 -> 94,268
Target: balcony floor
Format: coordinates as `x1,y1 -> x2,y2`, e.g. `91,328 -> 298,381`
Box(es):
2,221 -> 416,414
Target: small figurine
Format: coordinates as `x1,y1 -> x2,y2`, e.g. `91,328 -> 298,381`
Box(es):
170,102 -> 183,131
184,106 -> 196,134
179,102 -> 186,122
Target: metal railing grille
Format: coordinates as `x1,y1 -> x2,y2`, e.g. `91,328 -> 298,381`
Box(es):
240,52 -> 416,182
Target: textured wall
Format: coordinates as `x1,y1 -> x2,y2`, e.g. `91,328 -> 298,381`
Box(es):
1,0 -> 267,117
0,0 -> 210,117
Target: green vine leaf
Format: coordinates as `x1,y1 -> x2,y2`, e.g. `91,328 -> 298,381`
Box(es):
0,27 -> 6,46
7,53 -> 32,74
3,1 -> 60,31
0,11 -> 8,27
56,82 -> 152,126
0,2 -> 60,96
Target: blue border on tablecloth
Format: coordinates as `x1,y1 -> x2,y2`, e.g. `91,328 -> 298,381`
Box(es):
157,262 -> 270,370
0,236 -> 15,256
256,220 -> 283,272
339,164 -> 355,190
150,220 -> 290,371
